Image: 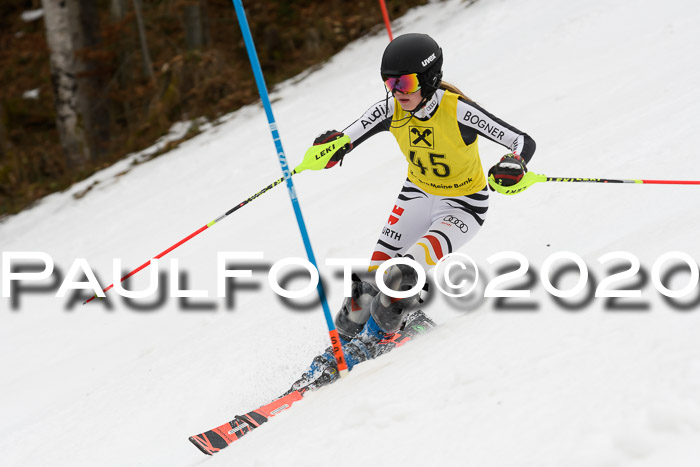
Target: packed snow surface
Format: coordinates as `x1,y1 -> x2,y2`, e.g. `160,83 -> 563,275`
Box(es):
2,0 -> 700,465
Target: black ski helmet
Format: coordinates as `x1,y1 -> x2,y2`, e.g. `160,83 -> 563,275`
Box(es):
381,33 -> 443,99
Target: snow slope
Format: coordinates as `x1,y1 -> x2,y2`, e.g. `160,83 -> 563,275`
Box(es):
2,0 -> 700,465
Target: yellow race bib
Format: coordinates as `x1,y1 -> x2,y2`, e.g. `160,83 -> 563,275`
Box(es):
390,91 -> 486,196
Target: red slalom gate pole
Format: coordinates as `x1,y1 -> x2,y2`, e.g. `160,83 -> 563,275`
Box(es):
378,0 -> 393,41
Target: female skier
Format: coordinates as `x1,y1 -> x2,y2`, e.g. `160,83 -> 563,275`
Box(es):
296,33 -> 536,386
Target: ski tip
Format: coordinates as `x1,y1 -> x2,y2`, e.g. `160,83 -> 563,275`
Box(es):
189,435 -> 215,456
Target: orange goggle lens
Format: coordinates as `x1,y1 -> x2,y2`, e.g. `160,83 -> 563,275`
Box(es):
383,73 -> 421,94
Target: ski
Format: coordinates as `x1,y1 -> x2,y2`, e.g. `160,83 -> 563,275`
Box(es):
188,310 -> 436,455
188,389 -> 305,455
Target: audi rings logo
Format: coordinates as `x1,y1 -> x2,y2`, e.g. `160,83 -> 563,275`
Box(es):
443,215 -> 468,233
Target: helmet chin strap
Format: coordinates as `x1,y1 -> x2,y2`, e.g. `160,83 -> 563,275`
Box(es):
387,89 -> 435,129
386,89 -> 412,129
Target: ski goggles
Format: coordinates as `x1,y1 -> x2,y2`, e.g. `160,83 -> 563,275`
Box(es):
383,73 -> 421,94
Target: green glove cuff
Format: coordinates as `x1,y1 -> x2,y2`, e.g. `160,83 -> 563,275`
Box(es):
488,171 -> 546,195
294,135 -> 352,173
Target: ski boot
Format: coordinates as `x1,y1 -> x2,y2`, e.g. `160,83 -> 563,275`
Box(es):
288,309 -> 436,393
334,273 -> 378,341
369,262 -> 426,335
290,275 -> 378,391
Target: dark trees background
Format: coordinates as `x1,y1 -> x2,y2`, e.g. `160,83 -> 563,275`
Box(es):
0,0 -> 427,216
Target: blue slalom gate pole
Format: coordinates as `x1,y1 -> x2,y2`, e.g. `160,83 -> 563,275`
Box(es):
231,0 -> 348,375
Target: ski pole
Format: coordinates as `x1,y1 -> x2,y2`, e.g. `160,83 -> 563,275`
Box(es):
83,137 -> 347,305
232,0 -> 350,376
83,176 -> 287,304
489,172 -> 700,195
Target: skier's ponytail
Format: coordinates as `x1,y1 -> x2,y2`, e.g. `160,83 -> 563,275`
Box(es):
440,81 -> 475,103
